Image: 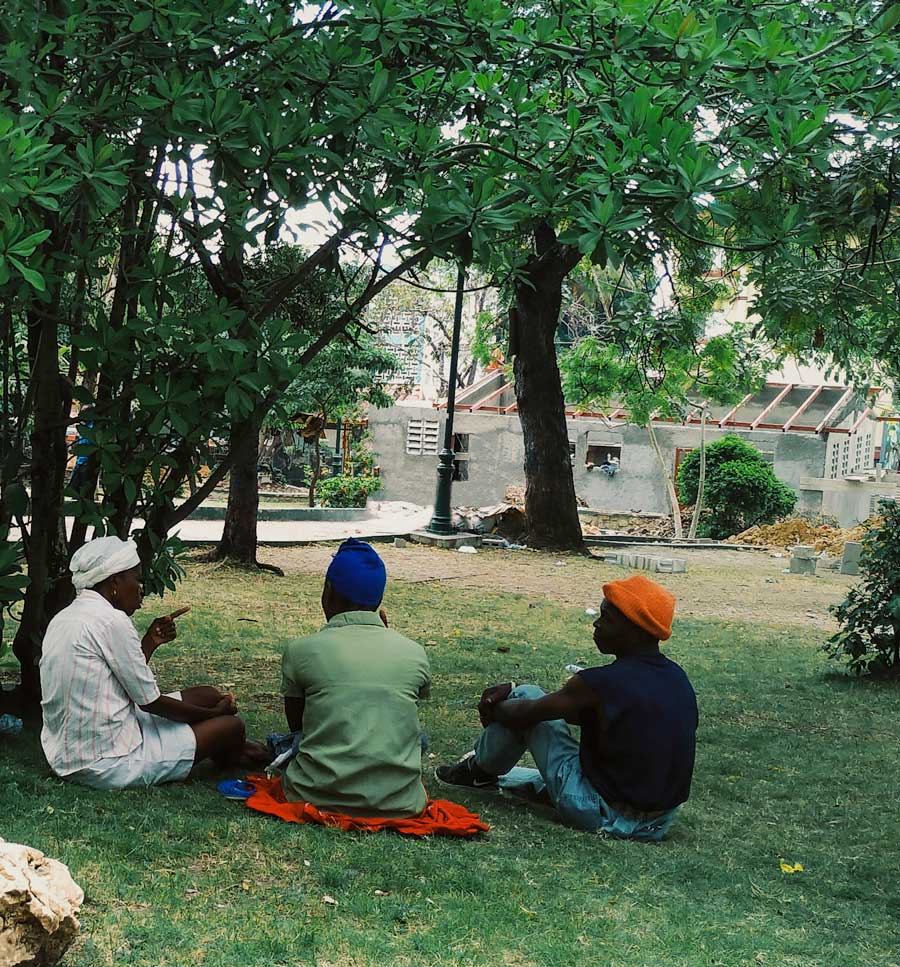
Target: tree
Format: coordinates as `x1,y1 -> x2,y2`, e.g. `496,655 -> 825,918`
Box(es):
562,278 -> 770,535
676,434 -> 796,538
0,0 -> 503,702
408,0 -> 900,549
825,501 -> 900,678
267,332 -> 398,508
201,245 -> 399,565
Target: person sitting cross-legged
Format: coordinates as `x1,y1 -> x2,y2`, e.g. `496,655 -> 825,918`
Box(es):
40,537 -> 268,790
436,575 -> 698,841
279,538 -> 431,817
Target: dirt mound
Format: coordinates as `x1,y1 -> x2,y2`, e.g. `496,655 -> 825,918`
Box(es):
728,517 -> 878,556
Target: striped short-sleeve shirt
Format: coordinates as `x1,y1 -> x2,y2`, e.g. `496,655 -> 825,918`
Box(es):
40,590 -> 161,775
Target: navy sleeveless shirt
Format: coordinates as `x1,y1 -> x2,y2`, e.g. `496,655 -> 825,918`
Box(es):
577,654 -> 698,812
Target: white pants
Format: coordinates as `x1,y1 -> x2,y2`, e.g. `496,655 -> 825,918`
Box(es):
65,693 -> 197,790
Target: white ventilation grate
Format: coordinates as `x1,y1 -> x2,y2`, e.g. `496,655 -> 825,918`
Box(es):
406,419 -> 440,455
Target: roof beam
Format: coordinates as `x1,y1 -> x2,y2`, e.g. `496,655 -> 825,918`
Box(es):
471,381 -> 513,411
816,387 -> 855,434
718,393 -> 754,428
783,385 -> 823,431
751,384 -> 793,429
850,407 -> 872,434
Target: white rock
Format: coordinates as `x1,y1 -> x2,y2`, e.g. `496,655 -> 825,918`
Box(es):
0,839 -> 84,967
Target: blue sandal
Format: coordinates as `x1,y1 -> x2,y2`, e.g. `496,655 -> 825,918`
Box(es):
217,779 -> 256,800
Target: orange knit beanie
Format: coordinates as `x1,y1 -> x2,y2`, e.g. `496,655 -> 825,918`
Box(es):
602,574 -> 676,641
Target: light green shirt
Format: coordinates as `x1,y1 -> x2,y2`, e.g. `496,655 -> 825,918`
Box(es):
280,611 -> 431,817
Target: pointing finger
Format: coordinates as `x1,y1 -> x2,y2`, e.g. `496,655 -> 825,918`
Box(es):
167,606 -> 191,620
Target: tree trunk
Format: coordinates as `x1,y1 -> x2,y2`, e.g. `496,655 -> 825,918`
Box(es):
210,415 -> 281,572
11,309 -> 73,703
688,406 -> 707,540
648,422 -> 683,539
512,225 -> 584,550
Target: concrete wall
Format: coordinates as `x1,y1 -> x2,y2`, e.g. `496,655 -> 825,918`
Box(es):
798,477 -> 900,526
370,405 -> 829,514
370,404 -> 527,507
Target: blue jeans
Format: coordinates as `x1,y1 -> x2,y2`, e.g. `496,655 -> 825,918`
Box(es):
474,685 -> 678,841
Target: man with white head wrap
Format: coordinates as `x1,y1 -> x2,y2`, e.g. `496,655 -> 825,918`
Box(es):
40,536 -> 267,789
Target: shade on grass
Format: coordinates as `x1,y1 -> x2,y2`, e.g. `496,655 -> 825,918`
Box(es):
0,564 -> 897,967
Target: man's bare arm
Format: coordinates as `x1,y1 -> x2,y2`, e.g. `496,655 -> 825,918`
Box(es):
141,693 -> 234,723
491,676 -> 596,730
284,696 -> 305,733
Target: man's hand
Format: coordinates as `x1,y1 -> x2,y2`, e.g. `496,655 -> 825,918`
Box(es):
214,693 -> 238,716
141,606 -> 191,657
478,682 -> 514,727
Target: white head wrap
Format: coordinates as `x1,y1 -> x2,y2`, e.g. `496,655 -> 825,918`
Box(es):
70,537 -> 141,591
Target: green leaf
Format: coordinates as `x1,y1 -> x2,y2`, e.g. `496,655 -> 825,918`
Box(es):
369,68 -> 389,103
8,256 -> 46,292
130,11 -> 153,32
7,229 -> 52,257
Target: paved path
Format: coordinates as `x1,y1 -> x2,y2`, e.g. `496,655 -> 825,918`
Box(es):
171,505 -> 432,544
11,502 -> 432,546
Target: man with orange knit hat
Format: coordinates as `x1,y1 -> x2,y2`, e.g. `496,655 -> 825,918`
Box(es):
436,574 -> 697,840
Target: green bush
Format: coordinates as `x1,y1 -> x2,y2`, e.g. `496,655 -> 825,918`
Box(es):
316,475 -> 380,508
676,433 -> 796,539
825,501 -> 900,677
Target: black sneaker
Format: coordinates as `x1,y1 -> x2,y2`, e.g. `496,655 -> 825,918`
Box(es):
435,753 -> 498,789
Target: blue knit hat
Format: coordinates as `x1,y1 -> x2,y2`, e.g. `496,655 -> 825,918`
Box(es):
325,538 -> 387,608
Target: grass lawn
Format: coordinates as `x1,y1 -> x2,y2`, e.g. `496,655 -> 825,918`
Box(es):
1,554 -> 898,967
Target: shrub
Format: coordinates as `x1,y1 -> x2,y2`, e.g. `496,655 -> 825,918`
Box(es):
316,475 -> 380,508
676,433 -> 796,539
825,501 -> 900,677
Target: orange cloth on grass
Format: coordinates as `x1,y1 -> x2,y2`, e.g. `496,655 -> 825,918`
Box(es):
243,775 -> 489,837
603,574 -> 676,641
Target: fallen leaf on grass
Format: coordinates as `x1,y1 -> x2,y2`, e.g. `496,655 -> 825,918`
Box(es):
322,895 -> 338,906
779,860 -> 804,874
519,905 -> 538,917
497,646 -> 510,653
374,890 -> 390,897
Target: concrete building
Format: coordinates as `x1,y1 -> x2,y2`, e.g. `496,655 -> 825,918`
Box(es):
370,371 -> 893,525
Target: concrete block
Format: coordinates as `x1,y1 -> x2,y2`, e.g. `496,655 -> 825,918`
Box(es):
409,530 -> 482,550
839,561 -> 860,576
656,559 -> 674,573
793,545 -> 814,560
672,559 -> 687,573
393,537 -> 408,548
789,557 -> 817,575
646,558 -> 660,572
842,542 -> 862,564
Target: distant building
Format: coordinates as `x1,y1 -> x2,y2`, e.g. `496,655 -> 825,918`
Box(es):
369,371 -> 896,526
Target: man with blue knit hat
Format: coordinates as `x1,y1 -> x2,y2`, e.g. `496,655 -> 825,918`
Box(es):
279,538 -> 431,816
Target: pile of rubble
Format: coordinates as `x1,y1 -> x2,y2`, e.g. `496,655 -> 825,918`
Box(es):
727,517 -> 877,556
453,503 -> 527,540
503,484 -> 525,507
582,513 -> 693,538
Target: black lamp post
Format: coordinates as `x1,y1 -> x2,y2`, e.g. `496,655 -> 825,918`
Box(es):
426,263 -> 466,534
331,416 -> 343,475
